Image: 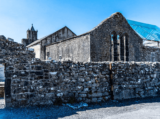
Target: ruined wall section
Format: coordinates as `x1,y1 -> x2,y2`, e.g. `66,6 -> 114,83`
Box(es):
0,39 -> 35,64
90,12 -> 143,62
0,38 -> 35,107
6,60 -> 111,107
111,62 -> 160,100
46,34 -> 91,62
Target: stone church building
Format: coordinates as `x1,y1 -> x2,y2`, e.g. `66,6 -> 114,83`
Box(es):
23,12 -> 160,62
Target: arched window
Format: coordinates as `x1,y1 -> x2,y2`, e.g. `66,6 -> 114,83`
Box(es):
110,32 -> 129,61
117,34 -> 121,61
125,34 -> 129,61
111,32 -> 118,61
123,34 -> 129,61
120,35 -> 124,61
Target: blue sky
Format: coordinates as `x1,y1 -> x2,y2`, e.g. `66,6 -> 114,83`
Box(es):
0,0 -> 160,43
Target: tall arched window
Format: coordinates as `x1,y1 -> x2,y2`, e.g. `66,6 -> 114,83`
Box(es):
123,34 -> 129,61
126,35 -> 129,61
120,35 -> 124,61
110,32 -> 129,61
111,32 -> 118,61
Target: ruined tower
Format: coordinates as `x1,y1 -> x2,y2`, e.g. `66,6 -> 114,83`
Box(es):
22,24 -> 38,46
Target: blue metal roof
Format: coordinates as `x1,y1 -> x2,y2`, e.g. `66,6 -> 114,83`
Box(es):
127,20 -> 160,41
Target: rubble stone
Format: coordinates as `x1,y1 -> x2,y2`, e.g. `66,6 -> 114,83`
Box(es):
2,38 -> 160,108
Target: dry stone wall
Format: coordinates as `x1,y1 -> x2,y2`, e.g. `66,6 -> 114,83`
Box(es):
5,61 -> 160,107
0,38 -> 35,106
111,62 -> 160,100
0,39 -> 35,64
2,37 -> 160,107
6,60 -> 160,107
5,60 -> 111,107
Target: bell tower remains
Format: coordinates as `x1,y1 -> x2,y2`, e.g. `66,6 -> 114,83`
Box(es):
22,24 -> 38,46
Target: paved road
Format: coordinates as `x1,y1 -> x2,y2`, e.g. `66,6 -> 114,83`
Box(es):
62,102 -> 160,119
0,97 -> 160,119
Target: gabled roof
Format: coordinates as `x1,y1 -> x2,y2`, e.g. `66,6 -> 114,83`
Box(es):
46,12 -> 135,47
27,26 -> 76,47
128,20 -> 160,41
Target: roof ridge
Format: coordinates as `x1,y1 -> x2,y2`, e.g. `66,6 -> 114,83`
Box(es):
27,26 -> 76,47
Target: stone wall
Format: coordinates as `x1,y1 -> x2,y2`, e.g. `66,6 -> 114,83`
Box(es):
0,38 -> 35,106
40,27 -> 76,60
46,34 -> 90,62
142,46 -> 160,62
111,62 -> 160,100
27,12 -> 160,62
44,12 -> 151,62
0,39 -> 35,64
5,60 -> 111,107
90,12 -> 143,62
2,36 -> 160,108
27,27 -> 76,61
5,60 -> 160,107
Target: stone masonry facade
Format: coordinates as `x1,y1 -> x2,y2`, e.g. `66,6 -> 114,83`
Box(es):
45,12 -> 160,62
5,59 -> 160,107
1,36 -> 159,107
6,60 -> 111,107
0,38 -> 35,105
46,34 -> 90,62
0,37 -> 159,107
1,12 -> 160,108
111,62 -> 160,100
26,26 -> 76,60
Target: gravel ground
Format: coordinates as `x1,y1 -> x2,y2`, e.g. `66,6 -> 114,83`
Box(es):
0,97 -> 160,119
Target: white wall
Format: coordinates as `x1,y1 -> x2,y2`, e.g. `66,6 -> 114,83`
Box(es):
30,44 -> 41,59
143,40 -> 159,47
